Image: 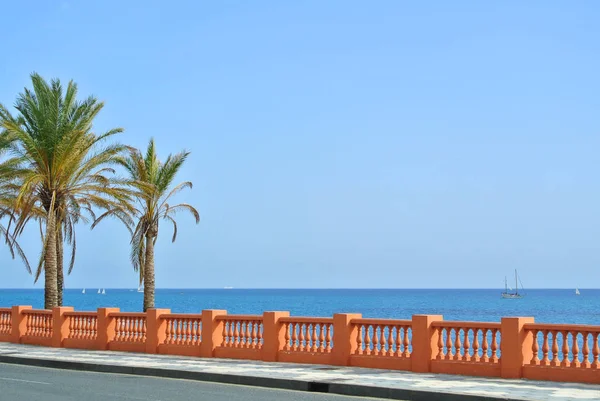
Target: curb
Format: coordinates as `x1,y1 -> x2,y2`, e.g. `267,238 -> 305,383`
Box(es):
0,354 -> 518,401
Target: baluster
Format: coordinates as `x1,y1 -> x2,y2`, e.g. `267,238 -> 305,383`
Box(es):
491,329 -> 499,363
142,318 -> 147,341
311,324 -> 318,352
325,324 -> 332,353
355,324 -> 363,355
84,316 -> 89,340
68,316 -> 74,339
283,323 -> 290,351
243,321 -> 250,348
386,326 -> 393,356
292,323 -> 298,351
393,326 -> 400,357
531,330 -> 540,365
551,331 -> 559,366
319,323 -> 325,352
436,328 -> 443,360
232,321 -> 240,347
561,331 -> 571,367
473,329 -> 480,362
221,321 -> 228,346
446,328 -> 453,360
541,330 -> 550,365
165,319 -> 172,344
174,319 -> 181,345
398,327 -> 407,358
193,319 -> 200,345
257,322 -> 263,348
299,323 -> 306,351
227,321 -> 234,347
379,325 -> 387,356
592,333 -> 600,368
463,328 -> 470,361
372,325 -> 379,356
364,325 -> 372,355
125,318 -> 131,342
454,328 -> 462,361
185,320 -> 192,345
577,332 -> 585,368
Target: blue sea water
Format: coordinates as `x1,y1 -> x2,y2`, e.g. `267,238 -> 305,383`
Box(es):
0,289 -> 599,325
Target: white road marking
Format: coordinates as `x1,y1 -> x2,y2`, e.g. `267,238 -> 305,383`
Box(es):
0,376 -> 50,385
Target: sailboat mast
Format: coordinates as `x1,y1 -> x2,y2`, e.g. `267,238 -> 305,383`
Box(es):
505,277 -> 507,292
515,269 -> 518,295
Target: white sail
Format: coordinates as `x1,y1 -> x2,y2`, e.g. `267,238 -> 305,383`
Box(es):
101,289 -> 106,295
137,286 -> 143,293
82,288 -> 85,294
97,289 -> 100,294
575,288 -> 580,295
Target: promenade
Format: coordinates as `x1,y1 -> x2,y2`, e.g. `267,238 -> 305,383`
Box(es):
0,343 -> 597,401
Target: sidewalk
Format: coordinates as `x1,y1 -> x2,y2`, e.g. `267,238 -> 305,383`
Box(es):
0,343 -> 597,401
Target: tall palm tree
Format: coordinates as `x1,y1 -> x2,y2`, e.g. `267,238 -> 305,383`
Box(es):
98,139 -> 199,311
0,73 -> 134,308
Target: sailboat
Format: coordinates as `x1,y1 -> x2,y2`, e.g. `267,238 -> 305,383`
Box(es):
501,269 -> 524,299
82,288 -> 85,294
575,288 -> 581,295
97,289 -> 101,294
101,289 -> 106,295
137,286 -> 143,293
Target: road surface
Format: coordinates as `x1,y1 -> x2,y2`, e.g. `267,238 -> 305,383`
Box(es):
0,362 -> 392,401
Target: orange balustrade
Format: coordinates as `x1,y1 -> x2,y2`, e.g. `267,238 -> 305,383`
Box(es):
107,312 -> 147,353
0,305 -> 598,385
522,323 -> 600,383
215,315 -> 263,360
63,311 -> 98,349
21,309 -> 53,347
430,321 -> 502,377
278,317 -> 334,364
0,308 -> 11,341
157,313 -> 203,356
350,318 -> 412,370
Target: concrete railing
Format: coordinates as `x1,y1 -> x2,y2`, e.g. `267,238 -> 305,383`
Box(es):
1,305 -> 599,385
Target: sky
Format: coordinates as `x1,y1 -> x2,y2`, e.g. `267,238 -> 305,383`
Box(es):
0,1 -> 599,289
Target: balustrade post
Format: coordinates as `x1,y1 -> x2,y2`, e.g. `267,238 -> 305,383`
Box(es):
411,314 -> 443,373
97,307 -> 120,350
200,309 -> 227,358
332,313 -> 362,366
11,305 -> 31,343
52,306 -> 74,347
500,317 -> 534,379
146,308 -> 171,354
262,311 -> 290,362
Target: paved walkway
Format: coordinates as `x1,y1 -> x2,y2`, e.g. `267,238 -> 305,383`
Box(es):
0,343 -> 598,401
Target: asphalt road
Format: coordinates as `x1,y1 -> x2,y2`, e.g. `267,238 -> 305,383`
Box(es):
0,363 -> 392,401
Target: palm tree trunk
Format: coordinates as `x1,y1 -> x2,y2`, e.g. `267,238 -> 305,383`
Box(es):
56,227 -> 64,307
143,234 -> 156,312
44,215 -> 58,309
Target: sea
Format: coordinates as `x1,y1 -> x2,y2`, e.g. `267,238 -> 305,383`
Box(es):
1,289 -> 599,326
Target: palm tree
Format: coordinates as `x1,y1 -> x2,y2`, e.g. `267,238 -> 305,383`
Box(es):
99,139 -> 199,311
0,73 -> 134,308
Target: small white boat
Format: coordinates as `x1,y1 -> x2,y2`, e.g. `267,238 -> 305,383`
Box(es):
137,286 -> 143,293
501,270 -> 524,299
575,288 -> 581,295
224,286 -> 233,290
97,289 -> 101,294
101,289 -> 106,295
82,288 -> 85,294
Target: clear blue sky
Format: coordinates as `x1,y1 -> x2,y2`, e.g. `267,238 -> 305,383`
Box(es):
1,1 -> 599,289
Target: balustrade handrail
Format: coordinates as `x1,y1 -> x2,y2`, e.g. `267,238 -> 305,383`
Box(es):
108,312 -> 147,318
216,314 -> 262,321
0,308 -> 11,312
523,323 -> 600,332
64,311 -> 97,317
161,313 -> 202,319
431,321 -> 501,329
22,309 -> 51,315
280,316 -> 333,324
351,318 -> 412,325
